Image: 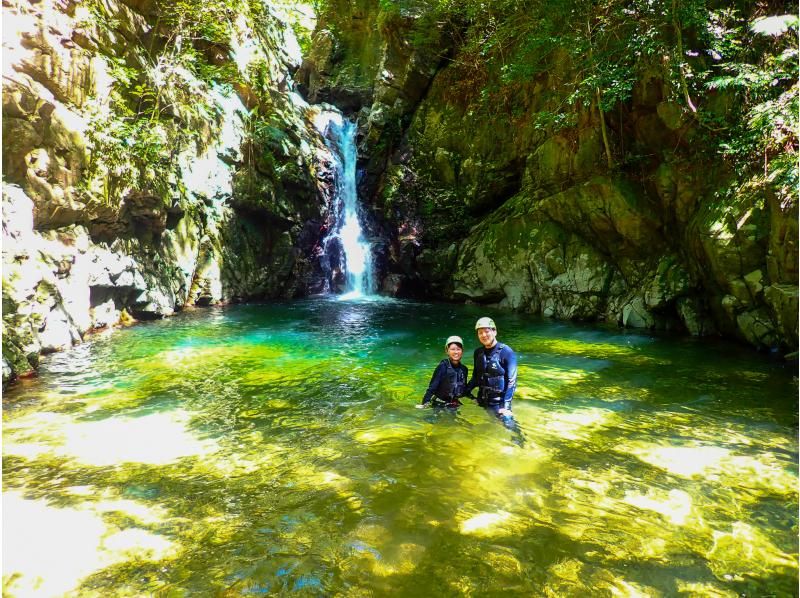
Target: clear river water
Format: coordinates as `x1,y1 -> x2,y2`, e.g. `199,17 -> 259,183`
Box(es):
3,298 -> 798,596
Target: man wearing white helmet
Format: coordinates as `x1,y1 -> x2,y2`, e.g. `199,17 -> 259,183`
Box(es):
467,316 -> 518,417
417,335 -> 470,408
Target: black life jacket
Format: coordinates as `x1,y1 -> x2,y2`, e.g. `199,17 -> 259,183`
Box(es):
437,359 -> 466,400
480,343 -> 507,398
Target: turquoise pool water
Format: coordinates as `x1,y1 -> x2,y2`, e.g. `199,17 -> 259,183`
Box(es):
3,298 -> 798,596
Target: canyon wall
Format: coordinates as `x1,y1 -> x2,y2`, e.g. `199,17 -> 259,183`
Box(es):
2,0 -> 335,383
299,1 -> 798,356
3,0 -> 797,386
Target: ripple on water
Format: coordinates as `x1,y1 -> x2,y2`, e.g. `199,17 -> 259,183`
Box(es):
2,299 -> 797,596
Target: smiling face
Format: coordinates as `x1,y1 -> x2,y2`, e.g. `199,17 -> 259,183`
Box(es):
446,343 -> 463,363
476,327 -> 497,349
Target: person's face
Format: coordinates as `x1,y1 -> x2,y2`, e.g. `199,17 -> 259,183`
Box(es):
447,343 -> 463,362
476,327 -> 497,348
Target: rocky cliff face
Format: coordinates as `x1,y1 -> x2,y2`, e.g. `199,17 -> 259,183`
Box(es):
4,1 -> 796,385
299,2 -> 798,355
2,0 -> 338,384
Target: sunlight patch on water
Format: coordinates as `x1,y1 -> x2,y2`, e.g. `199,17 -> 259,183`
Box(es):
3,491 -> 173,597
675,579 -> 739,596
520,337 -> 663,365
608,579 -> 654,597
484,550 -> 523,575
553,461 -> 795,583
528,406 -> 617,441
309,445 -> 344,460
623,442 -> 797,493
684,419 -> 793,450
102,528 -> 173,557
558,477 -> 621,526
204,437 -> 275,475
262,397 -> 293,409
707,521 -> 797,579
516,364 -> 592,400
542,558 -> 670,597
239,369 -> 289,387
548,466 -> 699,563
288,463 -> 363,513
354,424 -> 423,445
719,453 -> 799,494
97,497 -> 169,524
364,543 -> 426,577
626,444 -> 729,477
458,510 -> 513,535
622,488 -> 693,525
568,475 -> 614,503
145,344 -> 285,370
62,410 -> 218,466
79,390 -> 148,414
321,470 -> 350,487
4,410 -> 218,466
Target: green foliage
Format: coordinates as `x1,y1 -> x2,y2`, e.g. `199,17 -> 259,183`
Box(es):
84,92 -> 187,202
707,14 -> 799,198
237,102 -> 303,202
410,0 -> 796,197
532,111 -> 578,132
415,181 -> 472,244
79,0 -> 291,206
155,0 -> 238,46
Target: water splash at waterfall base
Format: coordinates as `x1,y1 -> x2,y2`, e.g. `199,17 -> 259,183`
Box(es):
314,110 -> 374,298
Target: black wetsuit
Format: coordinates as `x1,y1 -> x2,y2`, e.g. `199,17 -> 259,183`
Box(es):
421,359 -> 469,407
467,342 -> 518,413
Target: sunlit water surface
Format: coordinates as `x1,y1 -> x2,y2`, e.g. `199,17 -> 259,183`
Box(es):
3,299 -> 798,596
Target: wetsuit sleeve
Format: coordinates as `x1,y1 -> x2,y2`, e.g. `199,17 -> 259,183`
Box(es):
461,365 -> 470,397
421,361 -> 446,404
501,347 -> 518,409
466,348 -> 480,393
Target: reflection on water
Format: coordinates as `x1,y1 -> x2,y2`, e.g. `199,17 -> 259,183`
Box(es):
3,299 -> 798,596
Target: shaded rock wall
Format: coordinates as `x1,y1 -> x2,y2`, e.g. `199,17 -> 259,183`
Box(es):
299,2 -> 798,355
2,0 -> 337,384
296,1 -> 451,280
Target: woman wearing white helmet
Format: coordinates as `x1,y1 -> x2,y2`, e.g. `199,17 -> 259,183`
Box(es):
467,316 -> 518,418
417,335 -> 470,409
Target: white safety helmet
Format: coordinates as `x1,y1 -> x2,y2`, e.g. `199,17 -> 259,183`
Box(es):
474,317 -> 496,330
445,335 -> 464,349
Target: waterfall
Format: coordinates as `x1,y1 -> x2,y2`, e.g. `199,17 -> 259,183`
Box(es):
315,111 -> 374,298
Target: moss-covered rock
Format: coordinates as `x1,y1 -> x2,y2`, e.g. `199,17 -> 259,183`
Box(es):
329,1 -> 797,352
2,0 -> 335,383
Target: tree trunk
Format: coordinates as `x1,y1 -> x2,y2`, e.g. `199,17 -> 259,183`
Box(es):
596,89 -> 614,169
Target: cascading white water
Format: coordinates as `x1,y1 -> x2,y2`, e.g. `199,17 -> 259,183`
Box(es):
316,111 -> 374,298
